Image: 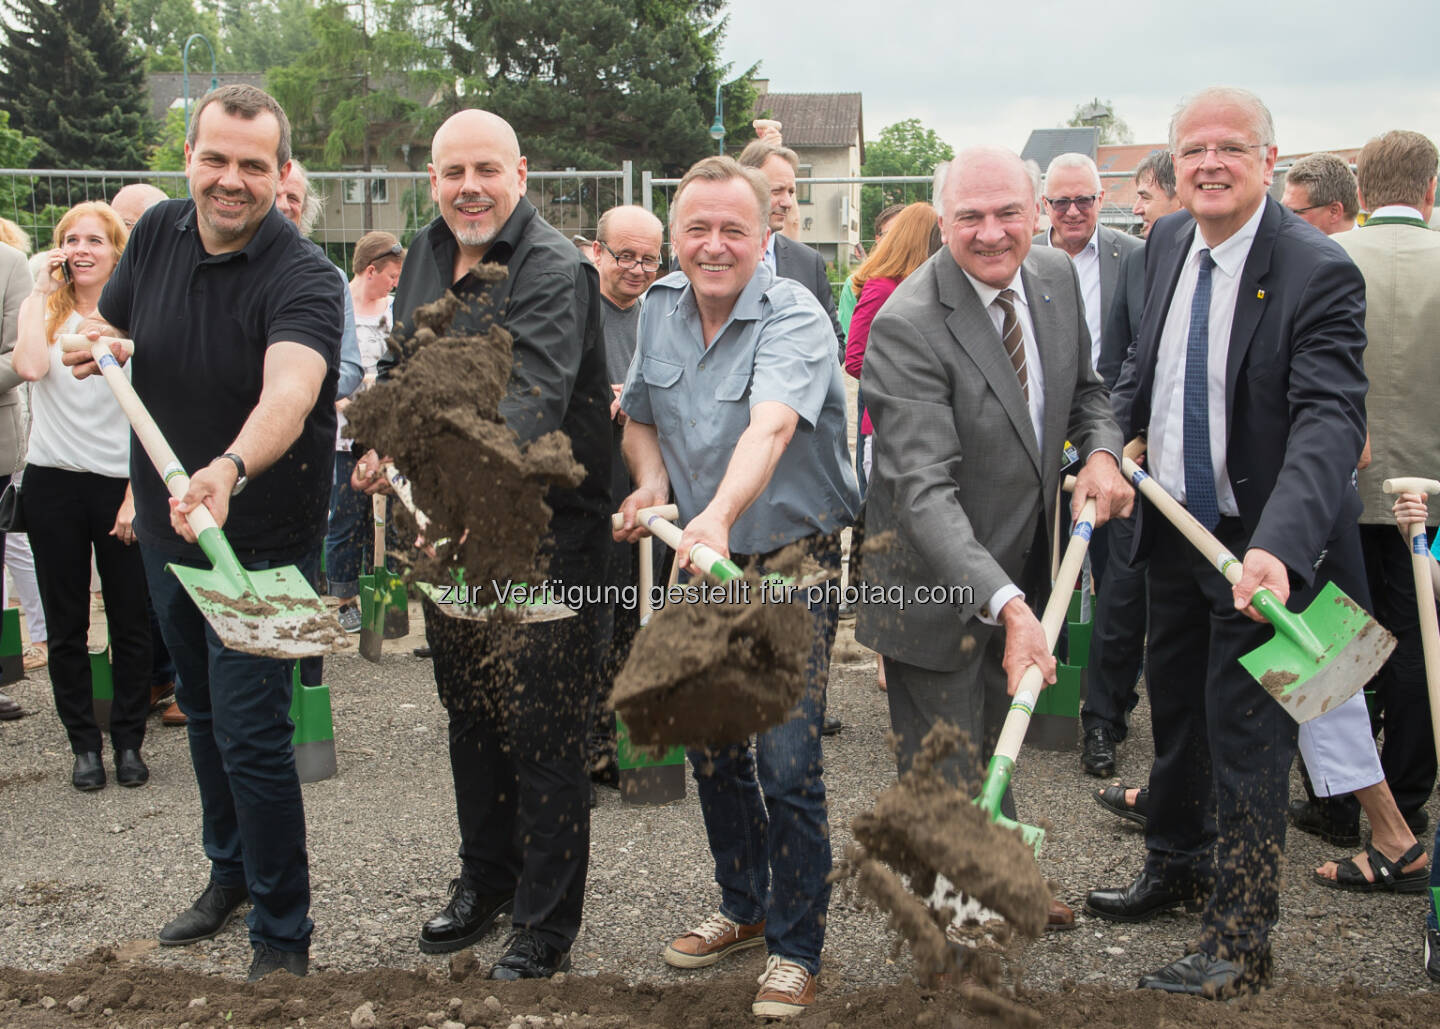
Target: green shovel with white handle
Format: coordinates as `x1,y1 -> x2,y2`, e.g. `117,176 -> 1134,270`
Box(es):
59,334 -> 346,658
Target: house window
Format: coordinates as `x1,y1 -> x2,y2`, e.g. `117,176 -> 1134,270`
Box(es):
343,167 -> 389,205
797,163 -> 813,204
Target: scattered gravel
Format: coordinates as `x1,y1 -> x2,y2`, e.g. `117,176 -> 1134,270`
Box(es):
1,608 -> 1436,1004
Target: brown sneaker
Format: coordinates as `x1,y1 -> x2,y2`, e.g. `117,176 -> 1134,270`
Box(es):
662,912 -> 765,969
161,702 -> 188,727
150,682 -> 175,708
752,955 -> 816,1018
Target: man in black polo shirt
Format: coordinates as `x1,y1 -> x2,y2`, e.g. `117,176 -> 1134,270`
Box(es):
68,84 -> 341,981
353,108 -> 611,980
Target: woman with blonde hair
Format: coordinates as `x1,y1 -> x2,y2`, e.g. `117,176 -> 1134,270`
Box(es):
14,202 -> 151,791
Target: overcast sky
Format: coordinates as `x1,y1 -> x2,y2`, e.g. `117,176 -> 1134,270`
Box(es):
719,0 -> 1440,156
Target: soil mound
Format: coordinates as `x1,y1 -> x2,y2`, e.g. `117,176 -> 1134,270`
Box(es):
345,277 -> 584,590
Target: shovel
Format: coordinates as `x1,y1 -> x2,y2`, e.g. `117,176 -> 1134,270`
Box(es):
973,494 -> 1097,857
1382,476 -> 1440,764
611,505 -> 745,585
357,494 -> 387,662
60,334 -> 345,658
1122,446 -> 1393,722
381,462 -> 575,623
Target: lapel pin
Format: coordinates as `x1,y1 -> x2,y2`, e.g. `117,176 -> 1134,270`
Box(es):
1043,294 -> 1051,303
1256,289 -> 1266,299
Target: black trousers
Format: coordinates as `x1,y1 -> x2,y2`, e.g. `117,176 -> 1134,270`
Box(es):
425,596 -> 597,952
22,465 -> 151,754
1143,516 -> 1367,958
1081,511 -> 1148,739
1359,522 -> 1437,820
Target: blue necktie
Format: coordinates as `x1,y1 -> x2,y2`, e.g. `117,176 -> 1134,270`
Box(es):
1183,250 -> 1220,530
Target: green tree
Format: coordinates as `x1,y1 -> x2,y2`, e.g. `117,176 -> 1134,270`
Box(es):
269,0 -> 446,230
859,118 -> 953,237
443,0 -> 752,176
148,106 -> 187,173
220,0 -> 319,72
0,0 -> 152,169
1066,98 -> 1133,145
0,110 -> 41,224
119,0 -> 221,72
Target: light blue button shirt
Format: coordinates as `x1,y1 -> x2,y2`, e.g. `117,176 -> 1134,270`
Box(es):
620,263 -> 859,554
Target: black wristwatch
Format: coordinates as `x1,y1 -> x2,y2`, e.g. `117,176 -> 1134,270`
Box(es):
220,452 -> 248,496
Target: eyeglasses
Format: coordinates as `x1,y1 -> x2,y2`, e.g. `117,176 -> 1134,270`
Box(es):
1286,204 -> 1324,215
600,241 -> 661,272
1045,194 -> 1099,213
1173,143 -> 1268,166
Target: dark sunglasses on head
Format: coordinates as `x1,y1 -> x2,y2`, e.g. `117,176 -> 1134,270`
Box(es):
1045,194 -> 1099,213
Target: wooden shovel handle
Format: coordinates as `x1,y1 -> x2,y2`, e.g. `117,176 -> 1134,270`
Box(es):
609,504 -> 679,532
638,512 -> 732,577
371,494 -> 386,569
1382,477 -> 1440,763
57,333 -> 133,359
59,334 -> 218,537
382,463 -> 428,530
1121,453 -> 1243,586
1383,477 -> 1440,497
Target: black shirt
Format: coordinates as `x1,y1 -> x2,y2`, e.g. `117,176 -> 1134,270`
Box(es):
384,197 -> 612,583
99,199 -> 342,563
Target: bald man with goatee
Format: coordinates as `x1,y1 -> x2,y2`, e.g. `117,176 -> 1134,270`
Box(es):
354,109 -> 612,981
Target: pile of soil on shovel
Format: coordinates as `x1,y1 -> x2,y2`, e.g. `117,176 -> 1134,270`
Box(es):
835,723 -> 1051,988
344,271 -> 584,590
3,948 -> 1437,1029
612,574 -> 812,747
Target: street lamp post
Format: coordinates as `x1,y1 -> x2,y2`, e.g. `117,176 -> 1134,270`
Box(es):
183,34 -> 219,133
709,83 -> 726,155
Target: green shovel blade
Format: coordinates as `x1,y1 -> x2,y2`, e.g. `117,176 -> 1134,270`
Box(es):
169,561 -> 343,659
1238,581 -> 1396,723
973,754 -> 1046,858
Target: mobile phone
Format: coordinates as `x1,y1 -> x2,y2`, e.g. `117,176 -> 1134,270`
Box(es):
55,258 -> 71,285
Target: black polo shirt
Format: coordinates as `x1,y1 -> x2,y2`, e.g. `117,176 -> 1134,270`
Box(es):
99,199 -> 342,563
383,197 -> 612,584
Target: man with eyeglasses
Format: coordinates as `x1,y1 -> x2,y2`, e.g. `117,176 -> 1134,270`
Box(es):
1092,87 -> 1372,998
587,204 -> 664,791
1281,152 -> 1358,236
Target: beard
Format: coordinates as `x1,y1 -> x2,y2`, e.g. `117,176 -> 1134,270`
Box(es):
449,191 -> 503,248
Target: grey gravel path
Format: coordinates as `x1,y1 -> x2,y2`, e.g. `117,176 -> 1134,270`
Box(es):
0,609 -> 1435,997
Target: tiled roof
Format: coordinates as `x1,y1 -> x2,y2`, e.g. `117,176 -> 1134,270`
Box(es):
1021,128 -> 1098,169
753,91 -> 864,159
146,72 -> 267,123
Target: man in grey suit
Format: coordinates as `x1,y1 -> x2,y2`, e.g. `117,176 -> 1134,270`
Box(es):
855,146 -> 1132,928
0,240 -> 30,720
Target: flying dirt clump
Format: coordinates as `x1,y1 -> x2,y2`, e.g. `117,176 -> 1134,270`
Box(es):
834,722 -> 1051,985
612,574 -> 812,747
344,269 -> 584,590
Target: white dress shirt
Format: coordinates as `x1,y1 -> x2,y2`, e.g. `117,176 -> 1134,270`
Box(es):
1046,227 -> 1102,372
962,268 -> 1048,623
1148,200 -> 1266,516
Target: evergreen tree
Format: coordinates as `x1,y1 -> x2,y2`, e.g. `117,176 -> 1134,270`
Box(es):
0,0 -> 151,169
119,0 -> 221,72
442,0 -> 753,176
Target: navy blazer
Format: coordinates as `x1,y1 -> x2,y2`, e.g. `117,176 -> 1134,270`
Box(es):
774,233 -> 845,358
1110,197 -> 1368,586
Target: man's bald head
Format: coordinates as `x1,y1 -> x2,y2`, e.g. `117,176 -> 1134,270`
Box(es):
592,204 -> 664,308
111,183 -> 169,230
939,147 -> 1041,289
428,109 -> 528,257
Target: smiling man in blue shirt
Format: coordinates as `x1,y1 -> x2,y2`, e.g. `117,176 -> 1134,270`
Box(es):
615,155 -> 858,1019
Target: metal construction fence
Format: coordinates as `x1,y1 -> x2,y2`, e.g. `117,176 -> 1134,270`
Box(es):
0,165 -> 632,272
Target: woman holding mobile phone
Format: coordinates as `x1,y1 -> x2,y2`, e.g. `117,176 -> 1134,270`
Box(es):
14,202 -> 152,792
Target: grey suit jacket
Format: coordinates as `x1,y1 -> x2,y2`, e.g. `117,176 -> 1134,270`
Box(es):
855,246 -> 1122,671
0,243 -> 30,477
1034,225 -> 1142,356
1335,221 -> 1440,522
774,234 -> 845,359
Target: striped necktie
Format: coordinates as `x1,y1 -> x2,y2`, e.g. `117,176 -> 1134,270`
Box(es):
993,288 -> 1028,403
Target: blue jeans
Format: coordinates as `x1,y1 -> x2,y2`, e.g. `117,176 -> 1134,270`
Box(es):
141,544 -> 315,953
324,450 -> 367,600
686,535 -> 840,975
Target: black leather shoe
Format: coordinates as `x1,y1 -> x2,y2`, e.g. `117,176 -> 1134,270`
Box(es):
1138,949 -> 1271,998
247,943 -> 308,981
1085,869 -> 1205,922
413,645 -> 433,659
418,879 -> 514,953
115,749 -> 149,787
1080,727 -> 1116,778
821,715 -> 843,737
1426,929 -> 1440,983
1288,799 -> 1361,848
159,882 -> 250,945
72,752 -> 106,791
489,929 -> 572,980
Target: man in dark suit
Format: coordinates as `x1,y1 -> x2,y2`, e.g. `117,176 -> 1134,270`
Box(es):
1082,150 -> 1179,779
1087,87 -> 1371,997
856,145 -> 1132,931
737,140 -> 845,359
